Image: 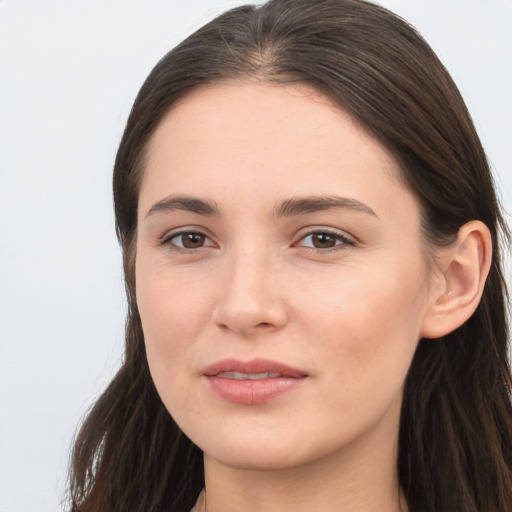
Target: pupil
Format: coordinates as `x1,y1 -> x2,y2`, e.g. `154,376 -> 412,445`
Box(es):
183,233 -> 204,248
313,233 -> 335,248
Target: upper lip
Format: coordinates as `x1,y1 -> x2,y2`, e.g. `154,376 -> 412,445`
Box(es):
202,358 -> 307,378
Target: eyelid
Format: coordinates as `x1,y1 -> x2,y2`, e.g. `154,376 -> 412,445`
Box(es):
294,227 -> 356,251
159,227 -> 218,252
157,225 -> 355,253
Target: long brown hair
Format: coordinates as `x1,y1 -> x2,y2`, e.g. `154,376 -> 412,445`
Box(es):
68,1 -> 512,511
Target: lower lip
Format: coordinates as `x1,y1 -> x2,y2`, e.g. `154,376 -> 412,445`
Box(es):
204,376 -> 306,404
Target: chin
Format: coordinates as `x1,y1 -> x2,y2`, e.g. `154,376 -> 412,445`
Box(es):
195,424 -> 346,473
205,443 -> 305,472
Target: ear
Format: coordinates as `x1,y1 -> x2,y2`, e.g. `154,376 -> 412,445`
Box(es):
420,221 -> 492,339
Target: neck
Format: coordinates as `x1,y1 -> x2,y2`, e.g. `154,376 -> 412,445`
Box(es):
202,426 -> 407,512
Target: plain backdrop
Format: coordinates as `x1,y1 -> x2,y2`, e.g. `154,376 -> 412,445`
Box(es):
1,1 -> 511,511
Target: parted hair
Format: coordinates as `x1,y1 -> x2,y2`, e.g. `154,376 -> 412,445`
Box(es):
68,1 -> 512,511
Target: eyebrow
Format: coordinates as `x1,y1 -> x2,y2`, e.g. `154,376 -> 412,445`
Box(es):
273,195 -> 379,219
145,195 -> 220,218
145,194 -> 378,219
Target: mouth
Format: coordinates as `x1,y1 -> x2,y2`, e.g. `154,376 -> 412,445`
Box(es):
214,371 -> 283,380
202,358 -> 308,405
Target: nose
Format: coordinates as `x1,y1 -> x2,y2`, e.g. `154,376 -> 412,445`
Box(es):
211,247 -> 288,337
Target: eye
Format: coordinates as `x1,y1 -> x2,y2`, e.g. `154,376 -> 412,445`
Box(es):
297,230 -> 354,250
163,231 -> 216,251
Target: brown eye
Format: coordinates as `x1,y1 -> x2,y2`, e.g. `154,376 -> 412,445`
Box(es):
297,230 -> 354,251
311,233 -> 337,249
180,233 -> 205,248
166,231 -> 213,250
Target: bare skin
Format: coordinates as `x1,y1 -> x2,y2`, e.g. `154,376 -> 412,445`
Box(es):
136,81 -> 491,512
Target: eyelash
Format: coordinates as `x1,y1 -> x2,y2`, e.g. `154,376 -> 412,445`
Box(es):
160,228 -> 355,253
160,230 -> 216,253
296,229 -> 355,252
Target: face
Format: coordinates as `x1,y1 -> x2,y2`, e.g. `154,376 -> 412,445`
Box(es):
135,81 -> 437,472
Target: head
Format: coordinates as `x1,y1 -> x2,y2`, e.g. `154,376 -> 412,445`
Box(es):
115,0 -> 508,316
70,1 -> 512,511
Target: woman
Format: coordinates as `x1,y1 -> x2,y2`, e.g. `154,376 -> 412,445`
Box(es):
68,0 -> 512,511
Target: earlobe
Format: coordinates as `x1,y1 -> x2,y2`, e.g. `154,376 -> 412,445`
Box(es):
420,221 -> 492,339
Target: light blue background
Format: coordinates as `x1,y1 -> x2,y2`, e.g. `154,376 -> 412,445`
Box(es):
1,1 -> 511,511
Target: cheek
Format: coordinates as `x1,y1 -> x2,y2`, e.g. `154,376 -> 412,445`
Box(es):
137,248 -> 213,328
146,298 -> 206,344
136,265 -> 232,433
135,262 -> 218,406
137,287 -> 198,428
296,260 -> 429,389
138,274 -> 204,348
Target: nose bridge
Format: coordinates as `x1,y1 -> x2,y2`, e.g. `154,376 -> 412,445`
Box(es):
212,240 -> 286,335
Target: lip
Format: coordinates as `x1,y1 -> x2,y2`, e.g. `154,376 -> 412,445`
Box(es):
202,358 -> 308,405
203,358 -> 306,378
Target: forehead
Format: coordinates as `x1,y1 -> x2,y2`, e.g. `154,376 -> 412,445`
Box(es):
139,80 -> 417,223
146,80 -> 394,170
